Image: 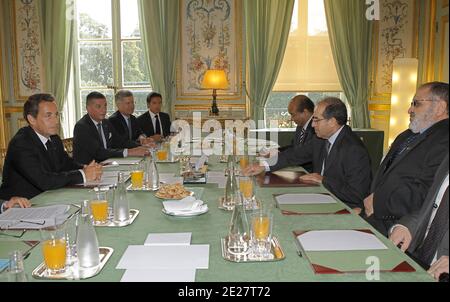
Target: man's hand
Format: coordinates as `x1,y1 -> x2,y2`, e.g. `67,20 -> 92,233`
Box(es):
389,225 -> 412,252
84,161 -> 103,182
299,173 -> 323,184
139,136 -> 155,147
364,193 -> 374,217
4,197 -> 31,210
242,164 -> 265,176
353,208 -> 362,215
428,256 -> 449,281
150,134 -> 162,142
128,146 -> 150,157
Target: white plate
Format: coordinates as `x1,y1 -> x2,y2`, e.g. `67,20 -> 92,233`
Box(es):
162,206 -> 209,217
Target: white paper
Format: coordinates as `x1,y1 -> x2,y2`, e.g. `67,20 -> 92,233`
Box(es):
144,233 -> 192,246
116,245 -> 210,270
276,193 -> 337,205
121,269 -> 196,282
81,171 -> 130,187
297,230 -> 388,252
0,205 -> 70,229
102,158 -> 142,166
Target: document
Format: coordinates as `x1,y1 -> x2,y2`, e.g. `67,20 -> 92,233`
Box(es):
0,205 -> 70,229
296,230 -> 388,252
120,269 -> 196,282
144,233 -> 192,246
275,193 -> 337,205
81,171 -> 130,188
101,158 -> 142,166
116,245 -> 210,270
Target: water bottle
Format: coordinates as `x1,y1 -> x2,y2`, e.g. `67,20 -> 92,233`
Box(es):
227,191 -> 250,256
113,172 -> 130,223
145,153 -> 160,191
224,155 -> 238,209
76,201 -> 100,269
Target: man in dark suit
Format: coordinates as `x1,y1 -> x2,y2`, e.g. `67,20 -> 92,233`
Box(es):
0,94 -> 102,199
277,95 -> 315,172
0,197 -> 31,213
73,92 -> 150,165
278,95 -> 315,152
364,82 -> 449,236
390,155 -> 448,281
108,90 -> 151,144
245,97 -> 372,209
137,92 -> 172,142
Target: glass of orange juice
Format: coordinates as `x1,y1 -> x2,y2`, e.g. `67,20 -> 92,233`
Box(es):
40,218 -> 67,275
239,176 -> 255,207
90,190 -> 109,224
250,209 -> 273,259
239,155 -> 249,171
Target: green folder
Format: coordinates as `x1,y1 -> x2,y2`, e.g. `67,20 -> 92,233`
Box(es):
274,194 -> 351,215
293,230 -> 416,274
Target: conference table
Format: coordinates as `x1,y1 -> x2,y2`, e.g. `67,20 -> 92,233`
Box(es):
7,156 -> 434,282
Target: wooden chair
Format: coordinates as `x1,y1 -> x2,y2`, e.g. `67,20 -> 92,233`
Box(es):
62,138 -> 74,158
0,148 -> 6,179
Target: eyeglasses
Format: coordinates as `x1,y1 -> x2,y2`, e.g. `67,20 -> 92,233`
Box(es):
411,99 -> 433,107
312,117 -> 327,123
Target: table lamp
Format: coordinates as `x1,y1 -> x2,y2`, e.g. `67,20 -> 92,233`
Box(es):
201,69 -> 229,116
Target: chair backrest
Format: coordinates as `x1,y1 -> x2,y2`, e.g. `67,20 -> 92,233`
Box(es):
62,138 -> 74,158
0,148 -> 6,176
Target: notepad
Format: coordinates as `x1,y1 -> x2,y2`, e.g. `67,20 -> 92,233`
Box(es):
144,233 -> 192,246
121,269 -> 196,282
0,205 -> 70,230
275,193 -> 337,205
296,230 -> 388,252
116,245 -> 210,270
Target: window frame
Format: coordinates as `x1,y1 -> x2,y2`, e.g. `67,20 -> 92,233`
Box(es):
72,0 -> 151,119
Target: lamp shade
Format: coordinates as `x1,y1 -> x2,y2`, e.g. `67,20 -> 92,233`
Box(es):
201,70 -> 229,90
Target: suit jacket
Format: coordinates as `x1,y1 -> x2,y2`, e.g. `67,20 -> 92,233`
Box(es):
366,119 -> 449,236
0,200 -> 6,213
0,127 -> 84,199
73,114 -> 139,165
399,155 -> 449,264
137,111 -> 171,138
268,125 -> 372,208
278,121 -> 315,172
108,111 -> 144,142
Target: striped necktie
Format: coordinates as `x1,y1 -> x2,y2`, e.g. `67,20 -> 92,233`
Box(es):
384,133 -> 419,173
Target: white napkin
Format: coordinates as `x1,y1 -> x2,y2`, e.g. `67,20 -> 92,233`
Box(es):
163,197 -> 207,214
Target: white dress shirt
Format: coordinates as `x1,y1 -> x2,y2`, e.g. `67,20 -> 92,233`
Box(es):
149,111 -> 164,137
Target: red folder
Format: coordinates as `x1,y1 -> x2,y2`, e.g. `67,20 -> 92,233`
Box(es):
256,171 -> 319,187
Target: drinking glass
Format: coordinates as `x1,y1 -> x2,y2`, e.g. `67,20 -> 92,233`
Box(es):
239,176 -> 256,208
7,250 -> 27,282
90,190 -> 109,224
130,162 -> 145,189
40,217 -> 67,275
249,209 -> 273,260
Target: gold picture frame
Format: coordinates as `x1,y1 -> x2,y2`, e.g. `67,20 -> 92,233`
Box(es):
176,0 -> 243,101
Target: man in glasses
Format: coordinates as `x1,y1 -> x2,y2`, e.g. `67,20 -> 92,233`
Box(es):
244,97 -> 372,209
364,82 -> 449,236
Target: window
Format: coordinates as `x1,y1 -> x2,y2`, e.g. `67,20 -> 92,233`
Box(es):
74,0 -> 151,118
265,0 -> 346,128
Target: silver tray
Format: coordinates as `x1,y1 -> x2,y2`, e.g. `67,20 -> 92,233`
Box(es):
31,247 -> 113,280
156,158 -> 180,164
93,209 -> 139,227
218,197 -> 261,211
221,236 -> 285,263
